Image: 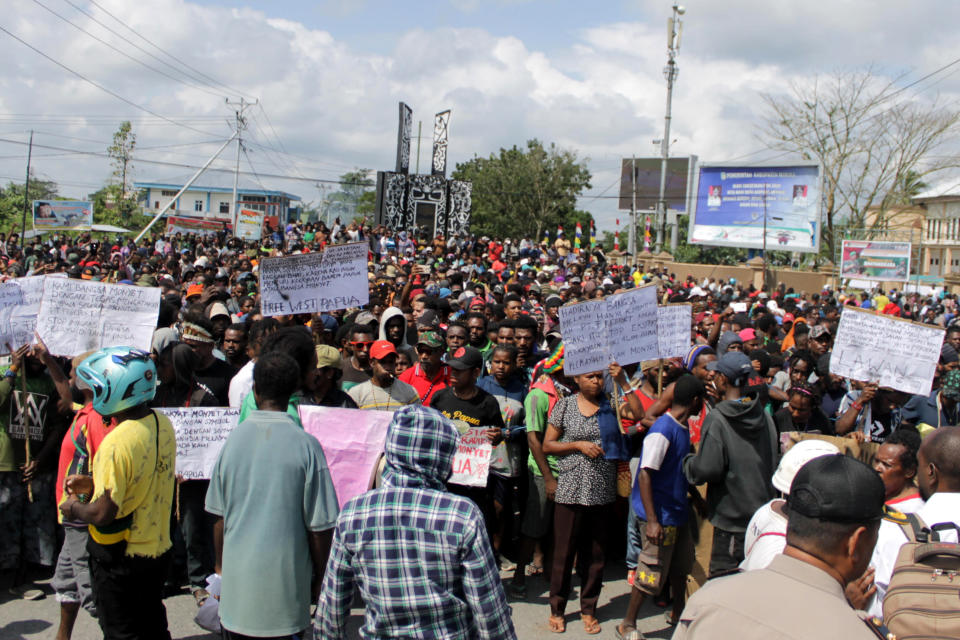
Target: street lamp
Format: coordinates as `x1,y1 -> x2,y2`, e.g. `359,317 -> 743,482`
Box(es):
655,4 -> 684,254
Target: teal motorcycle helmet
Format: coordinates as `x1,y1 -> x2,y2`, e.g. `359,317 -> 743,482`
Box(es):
76,347 -> 157,417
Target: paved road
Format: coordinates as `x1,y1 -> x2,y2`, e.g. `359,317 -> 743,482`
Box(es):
1,565 -> 675,639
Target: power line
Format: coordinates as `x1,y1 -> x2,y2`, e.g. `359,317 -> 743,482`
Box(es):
83,0 -> 258,101
0,22 -> 225,138
31,0 -> 228,99
721,57 -> 960,164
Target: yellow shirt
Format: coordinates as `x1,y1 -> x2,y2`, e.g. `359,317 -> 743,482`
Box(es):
90,411 -> 176,558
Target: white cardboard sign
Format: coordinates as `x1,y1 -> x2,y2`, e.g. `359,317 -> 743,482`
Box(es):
259,243 -> 369,316
831,307 -> 944,396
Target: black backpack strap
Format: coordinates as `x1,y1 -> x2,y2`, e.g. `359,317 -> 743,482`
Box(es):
901,512 -> 929,543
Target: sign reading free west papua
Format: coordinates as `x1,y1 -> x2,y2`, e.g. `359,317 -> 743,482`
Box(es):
258,242 -> 369,316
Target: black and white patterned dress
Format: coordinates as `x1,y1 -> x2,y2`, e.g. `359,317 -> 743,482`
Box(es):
548,395 -> 616,506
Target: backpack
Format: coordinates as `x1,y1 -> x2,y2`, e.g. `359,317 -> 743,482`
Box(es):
882,512 -> 960,638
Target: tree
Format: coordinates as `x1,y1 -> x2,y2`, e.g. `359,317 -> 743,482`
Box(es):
759,69 -> 960,258
452,139 -> 592,239
107,121 -> 138,219
0,172 -> 58,233
327,169 -> 375,224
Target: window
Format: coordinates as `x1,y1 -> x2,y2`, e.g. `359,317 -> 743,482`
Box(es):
219,202 -> 230,214
161,190 -> 177,197
154,201 -> 160,209
194,200 -> 203,212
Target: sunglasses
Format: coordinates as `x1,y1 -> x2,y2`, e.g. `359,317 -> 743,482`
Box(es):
349,341 -> 373,348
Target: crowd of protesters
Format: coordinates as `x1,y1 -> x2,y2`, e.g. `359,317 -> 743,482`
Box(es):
0,217 -> 959,640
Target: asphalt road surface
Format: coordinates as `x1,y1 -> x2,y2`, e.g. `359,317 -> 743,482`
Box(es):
1,565 -> 675,639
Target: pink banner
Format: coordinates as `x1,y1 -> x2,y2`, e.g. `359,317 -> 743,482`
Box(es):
299,406 -> 393,508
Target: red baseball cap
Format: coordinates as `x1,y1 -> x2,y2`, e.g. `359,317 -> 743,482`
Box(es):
370,340 -> 397,360
783,313 -> 795,323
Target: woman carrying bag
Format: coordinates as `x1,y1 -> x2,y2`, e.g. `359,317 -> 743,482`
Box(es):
542,362 -> 642,634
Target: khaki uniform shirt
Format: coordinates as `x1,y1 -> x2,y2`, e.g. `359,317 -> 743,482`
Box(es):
672,554 -> 879,640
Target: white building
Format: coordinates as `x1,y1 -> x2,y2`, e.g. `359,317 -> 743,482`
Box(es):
913,186 -> 960,278
134,175 -> 301,223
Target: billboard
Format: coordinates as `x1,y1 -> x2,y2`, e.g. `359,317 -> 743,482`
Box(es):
235,209 -> 263,241
33,200 -> 93,230
165,215 -> 230,236
840,240 -> 911,282
688,163 -> 822,253
618,156 -> 695,212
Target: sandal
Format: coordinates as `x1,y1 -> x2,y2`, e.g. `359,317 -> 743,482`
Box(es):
664,610 -> 679,626
193,588 -> 210,607
582,614 -> 601,635
548,615 -> 566,633
528,563 -> 545,576
508,581 -> 527,598
615,623 -> 646,640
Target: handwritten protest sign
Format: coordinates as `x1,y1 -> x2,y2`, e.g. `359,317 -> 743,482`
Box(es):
35,279 -> 161,357
558,285 -> 658,376
449,426 -> 493,488
831,307 -> 944,396
162,407 -> 240,480
260,243 -> 369,317
300,405 -> 392,508
657,304 -> 693,359
0,276 -> 44,355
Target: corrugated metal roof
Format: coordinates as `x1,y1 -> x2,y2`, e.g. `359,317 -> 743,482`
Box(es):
134,173 -> 301,201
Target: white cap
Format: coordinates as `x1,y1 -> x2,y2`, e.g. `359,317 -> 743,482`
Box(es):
772,440 -> 841,494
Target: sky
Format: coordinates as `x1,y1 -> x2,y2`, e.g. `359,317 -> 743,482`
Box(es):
3,0 -> 960,233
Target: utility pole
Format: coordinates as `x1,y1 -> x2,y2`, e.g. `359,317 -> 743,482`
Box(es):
656,3 -> 684,254
226,97 -> 256,231
20,130 -> 32,250
629,156 -> 637,264
762,184 -> 768,292
415,121 -> 422,174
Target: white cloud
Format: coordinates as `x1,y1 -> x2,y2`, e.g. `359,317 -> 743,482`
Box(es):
0,0 -> 957,234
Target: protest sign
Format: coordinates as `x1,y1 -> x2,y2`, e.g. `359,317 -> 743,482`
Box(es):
449,426 -> 493,488
162,407 -> 240,480
235,208 -> 263,241
657,304 -> 693,359
35,278 -> 161,356
558,285 -> 658,376
300,405 -> 392,508
831,307 -> 944,396
0,275 -> 45,355
260,242 -> 369,316
33,200 -> 93,230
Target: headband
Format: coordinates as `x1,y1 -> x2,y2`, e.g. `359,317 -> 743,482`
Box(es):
182,322 -> 215,344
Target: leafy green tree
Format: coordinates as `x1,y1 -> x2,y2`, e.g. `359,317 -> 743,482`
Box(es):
0,172 -> 59,233
107,121 -> 139,219
328,169 -> 375,224
452,139 -> 592,239
90,184 -> 149,229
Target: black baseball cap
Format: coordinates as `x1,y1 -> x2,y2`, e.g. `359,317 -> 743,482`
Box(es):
447,346 -> 483,371
788,455 -> 885,523
706,351 -> 754,386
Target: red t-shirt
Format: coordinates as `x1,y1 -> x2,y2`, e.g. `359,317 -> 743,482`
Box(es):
621,389 -> 657,434
56,403 -> 110,521
398,363 -> 451,407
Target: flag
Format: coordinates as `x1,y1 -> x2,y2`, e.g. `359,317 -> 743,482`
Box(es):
557,224 -> 564,240
644,215 -> 652,252
543,228 -> 550,244
614,218 -> 620,252
574,222 -> 582,254
590,221 -> 596,249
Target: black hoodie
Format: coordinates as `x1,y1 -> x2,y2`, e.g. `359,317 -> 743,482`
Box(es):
683,395 -> 778,533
